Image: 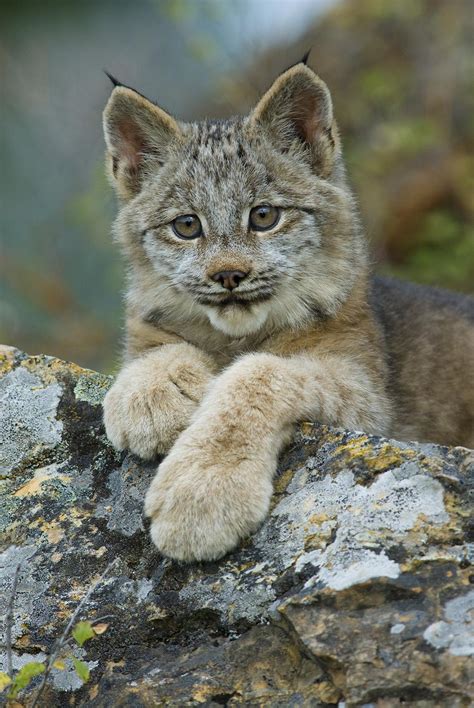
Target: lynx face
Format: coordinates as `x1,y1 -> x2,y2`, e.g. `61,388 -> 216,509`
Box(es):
104,65 -> 366,337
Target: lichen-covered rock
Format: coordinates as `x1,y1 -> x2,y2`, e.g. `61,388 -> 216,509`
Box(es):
0,346 -> 472,706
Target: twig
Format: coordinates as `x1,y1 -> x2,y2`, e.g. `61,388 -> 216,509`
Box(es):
89,614 -> 114,624
5,564 -> 21,678
31,558 -> 119,708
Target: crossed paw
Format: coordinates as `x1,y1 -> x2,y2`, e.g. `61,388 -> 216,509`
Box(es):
103,345 -> 214,459
143,422 -> 275,561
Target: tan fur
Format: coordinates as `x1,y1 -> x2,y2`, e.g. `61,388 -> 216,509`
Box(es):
103,343 -> 216,458
102,64 -> 474,561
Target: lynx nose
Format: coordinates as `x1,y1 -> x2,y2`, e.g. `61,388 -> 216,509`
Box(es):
211,269 -> 249,291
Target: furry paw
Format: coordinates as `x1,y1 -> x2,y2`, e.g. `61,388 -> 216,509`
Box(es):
103,346 -> 215,459
144,430 -> 275,561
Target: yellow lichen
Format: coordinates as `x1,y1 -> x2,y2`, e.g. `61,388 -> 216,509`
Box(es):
318,680 -> 341,703
309,512 -> 331,524
192,685 -> 222,703
14,467 -> 71,498
304,530 -> 333,551
15,635 -> 32,649
14,471 -> 51,497
20,355 -> 85,383
147,605 -> 169,621
67,507 -> 90,527
330,437 -> 424,477
273,467 -> 295,496
40,520 -> 65,544
88,684 -> 99,701
0,348 -> 16,376
300,421 -> 315,436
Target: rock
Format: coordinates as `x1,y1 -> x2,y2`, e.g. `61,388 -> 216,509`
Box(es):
0,348 -> 473,706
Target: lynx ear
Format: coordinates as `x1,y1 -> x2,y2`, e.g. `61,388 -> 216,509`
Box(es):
250,65 -> 338,177
103,86 -> 181,199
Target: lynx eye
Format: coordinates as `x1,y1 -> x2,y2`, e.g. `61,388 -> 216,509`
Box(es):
172,214 -> 202,239
249,205 -> 280,232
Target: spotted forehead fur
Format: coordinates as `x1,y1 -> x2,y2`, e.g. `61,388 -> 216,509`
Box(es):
185,120 -> 265,178
163,119 -> 280,237
175,119 -> 317,217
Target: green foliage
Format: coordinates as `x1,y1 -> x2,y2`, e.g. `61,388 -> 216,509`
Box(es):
384,209 -> 474,292
72,620 -> 95,647
357,66 -> 406,107
0,672 -> 12,692
6,662 -> 45,700
380,119 -> 441,158
72,658 -> 90,683
1,618 -> 107,702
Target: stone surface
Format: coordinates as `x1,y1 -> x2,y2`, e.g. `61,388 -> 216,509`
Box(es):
0,347 -> 473,706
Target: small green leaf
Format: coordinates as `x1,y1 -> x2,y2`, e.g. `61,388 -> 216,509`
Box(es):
9,662 -> 45,698
72,620 -> 95,647
0,672 -> 12,692
72,658 -> 90,683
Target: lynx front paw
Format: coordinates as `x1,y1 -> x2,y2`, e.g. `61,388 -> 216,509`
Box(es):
103,346 -> 215,459
144,434 -> 274,561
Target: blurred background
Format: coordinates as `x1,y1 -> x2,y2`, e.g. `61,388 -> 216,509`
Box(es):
1,0 -> 473,372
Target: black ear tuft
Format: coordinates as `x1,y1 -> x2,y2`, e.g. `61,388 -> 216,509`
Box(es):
300,49 -> 311,66
103,70 -> 160,106
104,70 -> 122,88
283,48 -> 312,74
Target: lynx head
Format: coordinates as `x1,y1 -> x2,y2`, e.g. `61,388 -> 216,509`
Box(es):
103,63 -> 366,338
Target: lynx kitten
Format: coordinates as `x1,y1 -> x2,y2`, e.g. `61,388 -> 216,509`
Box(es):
102,61 -> 474,561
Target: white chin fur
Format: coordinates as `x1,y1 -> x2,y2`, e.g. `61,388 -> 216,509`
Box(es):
206,303 -> 270,337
